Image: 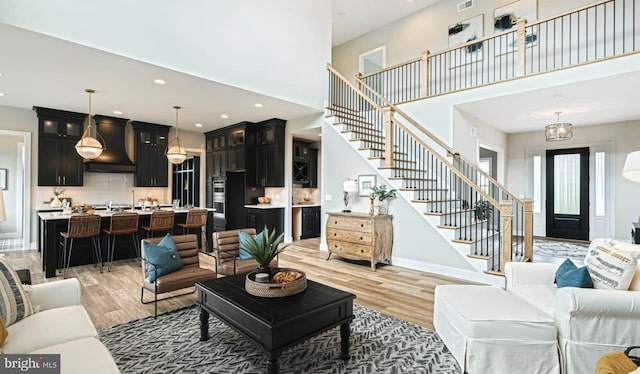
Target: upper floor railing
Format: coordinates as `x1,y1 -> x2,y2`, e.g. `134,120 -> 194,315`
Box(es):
359,0 -> 639,104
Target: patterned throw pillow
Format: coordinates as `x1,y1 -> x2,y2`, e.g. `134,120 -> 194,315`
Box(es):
608,241 -> 640,291
0,255 -> 34,327
585,243 -> 640,290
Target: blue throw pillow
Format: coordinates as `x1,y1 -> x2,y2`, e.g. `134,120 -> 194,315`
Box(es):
143,234 -> 183,283
554,258 -> 594,288
238,231 -> 263,260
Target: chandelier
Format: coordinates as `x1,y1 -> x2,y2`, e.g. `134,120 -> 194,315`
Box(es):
75,89 -> 106,159
166,106 -> 187,165
545,112 -> 573,142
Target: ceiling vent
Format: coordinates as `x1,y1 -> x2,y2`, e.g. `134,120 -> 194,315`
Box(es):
458,0 -> 473,12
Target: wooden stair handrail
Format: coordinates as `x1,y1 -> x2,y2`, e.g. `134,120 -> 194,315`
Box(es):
354,74 -> 525,206
390,116 -> 500,208
326,63 -> 385,114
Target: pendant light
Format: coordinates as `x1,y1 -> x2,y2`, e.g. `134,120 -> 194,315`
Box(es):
166,105 -> 187,165
75,89 -> 106,159
545,111 -> 573,142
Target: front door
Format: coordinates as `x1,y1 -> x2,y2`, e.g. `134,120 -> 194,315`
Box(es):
546,148 -> 589,240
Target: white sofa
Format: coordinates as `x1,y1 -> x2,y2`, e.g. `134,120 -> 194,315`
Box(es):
505,239 -> 640,374
3,278 -> 120,374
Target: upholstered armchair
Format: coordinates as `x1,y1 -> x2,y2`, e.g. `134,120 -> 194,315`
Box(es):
211,228 -> 278,275
505,241 -> 640,374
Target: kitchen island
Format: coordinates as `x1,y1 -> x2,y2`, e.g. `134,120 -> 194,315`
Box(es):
37,208 -> 215,278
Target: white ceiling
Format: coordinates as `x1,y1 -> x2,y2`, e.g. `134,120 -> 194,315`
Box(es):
332,0 -> 442,46
0,23 -> 320,133
456,70 -> 640,133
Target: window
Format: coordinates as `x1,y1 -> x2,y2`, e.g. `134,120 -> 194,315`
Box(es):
553,154 -> 581,215
478,158 -> 491,194
595,151 -> 605,216
533,156 -> 541,213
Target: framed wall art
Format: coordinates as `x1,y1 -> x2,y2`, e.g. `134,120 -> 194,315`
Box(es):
494,0 -> 538,55
448,14 -> 484,68
358,175 -> 376,196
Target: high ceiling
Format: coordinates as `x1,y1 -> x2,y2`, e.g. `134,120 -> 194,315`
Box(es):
331,0 -> 442,46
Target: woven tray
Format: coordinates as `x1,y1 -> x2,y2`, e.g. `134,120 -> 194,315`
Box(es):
245,268 -> 307,298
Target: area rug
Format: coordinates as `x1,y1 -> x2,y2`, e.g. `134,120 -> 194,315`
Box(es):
533,239 -> 589,261
98,304 -> 461,374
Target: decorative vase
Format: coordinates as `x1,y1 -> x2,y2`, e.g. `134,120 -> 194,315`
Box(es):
256,265 -> 272,276
50,196 -> 62,208
374,200 -> 388,215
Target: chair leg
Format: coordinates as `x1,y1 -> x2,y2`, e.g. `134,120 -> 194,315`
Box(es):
92,236 -> 103,273
154,283 -> 158,318
134,232 -> 141,264
64,238 -> 74,279
108,234 -> 116,272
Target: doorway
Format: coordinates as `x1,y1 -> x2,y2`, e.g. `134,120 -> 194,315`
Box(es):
359,46 -> 386,75
545,147 -> 589,240
0,130 -> 31,251
171,156 -> 200,208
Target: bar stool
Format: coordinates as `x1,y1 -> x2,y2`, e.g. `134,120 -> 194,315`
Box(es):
103,212 -> 140,271
140,210 -> 175,238
59,214 -> 102,279
177,208 -> 208,250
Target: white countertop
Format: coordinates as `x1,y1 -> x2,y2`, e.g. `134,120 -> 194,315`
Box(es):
38,207 -> 214,221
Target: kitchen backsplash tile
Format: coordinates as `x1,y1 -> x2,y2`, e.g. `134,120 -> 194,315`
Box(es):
37,173 -> 169,206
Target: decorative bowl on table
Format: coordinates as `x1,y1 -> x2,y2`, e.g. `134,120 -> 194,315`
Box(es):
258,197 -> 271,204
245,268 -> 306,298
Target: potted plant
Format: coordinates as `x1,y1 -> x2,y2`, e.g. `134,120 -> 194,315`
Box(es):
474,199 -> 493,221
239,227 -> 289,274
370,184 -> 397,215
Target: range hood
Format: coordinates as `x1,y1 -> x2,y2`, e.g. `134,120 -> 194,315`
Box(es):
84,116 -> 137,173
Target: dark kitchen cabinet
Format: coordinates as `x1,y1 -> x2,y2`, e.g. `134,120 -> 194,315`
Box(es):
301,206 -> 321,239
34,107 -> 86,186
293,140 -> 310,161
307,148 -> 319,188
132,122 -> 171,187
254,120 -> 285,187
246,208 -> 284,236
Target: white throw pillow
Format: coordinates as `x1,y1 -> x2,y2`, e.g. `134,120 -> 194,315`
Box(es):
584,242 -> 640,290
609,240 -> 640,291
0,255 -> 34,326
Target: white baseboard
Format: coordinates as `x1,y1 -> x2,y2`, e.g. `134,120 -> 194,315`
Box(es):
391,257 -> 505,287
29,241 -> 37,250
319,242 -> 328,252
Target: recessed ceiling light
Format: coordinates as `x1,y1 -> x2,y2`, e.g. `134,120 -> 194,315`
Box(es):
154,79 -> 166,85
220,114 -> 229,119
318,133 -> 322,137
195,123 -> 203,128
254,103 -> 263,108
0,92 -> 4,97
113,110 -> 123,115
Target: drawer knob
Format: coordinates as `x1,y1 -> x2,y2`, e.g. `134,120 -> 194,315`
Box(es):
360,224 -> 364,227
335,221 -> 338,224
360,249 -> 364,253
334,233 -> 337,236
360,237 -> 363,240
334,244 -> 337,248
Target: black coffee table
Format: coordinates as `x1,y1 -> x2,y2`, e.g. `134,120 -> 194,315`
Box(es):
197,273 -> 356,374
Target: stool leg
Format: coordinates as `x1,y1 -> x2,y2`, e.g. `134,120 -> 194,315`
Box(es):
64,238 -> 74,279
93,236 -> 103,273
109,234 -> 116,272
58,237 -> 65,274
134,232 -> 141,264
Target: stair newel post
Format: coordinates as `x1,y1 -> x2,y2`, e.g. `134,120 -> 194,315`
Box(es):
516,18 -> 527,77
523,199 -> 534,262
500,200 -> 513,273
420,50 -> 431,98
382,106 -> 395,168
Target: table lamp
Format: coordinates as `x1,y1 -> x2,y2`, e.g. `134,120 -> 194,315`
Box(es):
623,151 -> 640,182
343,179 -> 358,212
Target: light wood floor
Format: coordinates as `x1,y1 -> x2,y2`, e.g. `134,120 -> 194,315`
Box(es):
5,238 -> 471,330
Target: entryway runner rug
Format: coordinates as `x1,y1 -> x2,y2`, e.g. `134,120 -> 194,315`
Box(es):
99,304 -> 461,374
533,239 -> 589,261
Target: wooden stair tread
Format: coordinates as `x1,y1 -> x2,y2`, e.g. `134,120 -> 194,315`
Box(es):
359,147 -> 407,155
399,187 -> 447,191
388,177 -> 436,181
411,199 -> 459,203
334,122 -> 381,132
467,254 -> 490,260
350,138 -> 386,145
484,270 -> 505,277
341,130 -> 384,138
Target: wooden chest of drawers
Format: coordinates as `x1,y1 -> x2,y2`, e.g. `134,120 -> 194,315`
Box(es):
326,212 -> 393,271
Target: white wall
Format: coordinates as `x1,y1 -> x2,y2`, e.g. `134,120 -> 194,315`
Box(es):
0,0 -> 332,110
321,119 -> 476,272
332,0 -> 598,80
507,120 -> 640,240
0,134 -> 23,237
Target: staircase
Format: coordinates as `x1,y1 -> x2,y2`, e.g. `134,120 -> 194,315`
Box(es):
326,64 -> 533,282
